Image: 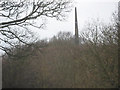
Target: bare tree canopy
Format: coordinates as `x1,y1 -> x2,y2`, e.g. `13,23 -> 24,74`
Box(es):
0,0 -> 72,56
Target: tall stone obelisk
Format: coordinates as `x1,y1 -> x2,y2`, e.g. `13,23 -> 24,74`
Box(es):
75,7 -> 79,44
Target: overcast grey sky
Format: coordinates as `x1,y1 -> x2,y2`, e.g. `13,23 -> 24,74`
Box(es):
32,0 -> 118,40
0,0 -> 119,55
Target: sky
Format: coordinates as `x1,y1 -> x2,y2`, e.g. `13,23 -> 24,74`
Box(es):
32,0 -> 118,40
0,0 -> 119,55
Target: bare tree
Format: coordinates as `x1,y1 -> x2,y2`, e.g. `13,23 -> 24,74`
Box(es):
0,0 -> 72,56
80,18 -> 118,87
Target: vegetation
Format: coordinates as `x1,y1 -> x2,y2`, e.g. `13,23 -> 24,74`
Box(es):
0,0 -> 72,56
2,17 -> 118,88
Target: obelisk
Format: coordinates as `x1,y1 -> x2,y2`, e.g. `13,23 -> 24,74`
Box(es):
75,7 -> 79,44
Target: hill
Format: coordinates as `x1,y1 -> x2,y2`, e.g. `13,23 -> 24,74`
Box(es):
2,32 -> 118,88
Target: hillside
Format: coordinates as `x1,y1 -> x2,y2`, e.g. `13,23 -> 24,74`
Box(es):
2,34 -> 118,88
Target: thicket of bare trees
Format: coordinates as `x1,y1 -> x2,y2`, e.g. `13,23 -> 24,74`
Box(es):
80,18 -> 118,87
0,0 -> 72,56
2,14 -> 118,87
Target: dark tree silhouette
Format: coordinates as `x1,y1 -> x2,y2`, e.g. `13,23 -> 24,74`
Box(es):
0,0 -> 72,56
